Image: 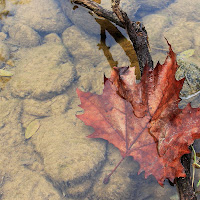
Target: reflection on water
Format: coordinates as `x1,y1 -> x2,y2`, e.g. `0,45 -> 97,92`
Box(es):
95,18 -> 140,79
0,0 -> 199,199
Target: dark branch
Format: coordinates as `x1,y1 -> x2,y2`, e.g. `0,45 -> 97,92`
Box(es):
176,148 -> 197,200
72,0 -> 153,72
111,0 -> 153,71
72,0 -> 124,27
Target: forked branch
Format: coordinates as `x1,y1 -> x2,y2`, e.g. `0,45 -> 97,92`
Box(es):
72,0 -> 153,73
72,0 -> 124,27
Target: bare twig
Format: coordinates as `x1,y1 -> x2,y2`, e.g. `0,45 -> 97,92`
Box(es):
72,0 -> 124,27
110,0 -> 153,72
111,0 -> 125,23
72,0 -> 153,72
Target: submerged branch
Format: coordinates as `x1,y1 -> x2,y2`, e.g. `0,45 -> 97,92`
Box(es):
176,148 -> 197,200
72,0 -> 124,27
72,0 -> 153,73
110,0 -> 153,72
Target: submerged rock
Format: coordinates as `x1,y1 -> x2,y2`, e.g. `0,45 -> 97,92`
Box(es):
23,94 -> 70,118
0,97 -> 60,200
143,14 -> 170,47
3,169 -> 60,200
30,111 -> 107,198
167,0 -> 200,22
136,0 -> 174,17
164,24 -> 193,53
62,25 -> 105,64
43,33 -> 62,44
176,49 -> 200,108
8,23 -> 41,47
4,0 -> 71,33
8,42 -> 76,100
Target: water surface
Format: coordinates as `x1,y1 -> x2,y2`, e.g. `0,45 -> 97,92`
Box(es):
0,0 -> 199,199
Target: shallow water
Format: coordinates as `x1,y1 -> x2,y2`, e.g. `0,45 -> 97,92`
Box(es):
0,0 -> 199,199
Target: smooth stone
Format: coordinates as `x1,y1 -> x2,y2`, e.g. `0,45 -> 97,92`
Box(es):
167,0 -> 200,22
3,169 -> 60,199
92,144 -> 140,200
8,23 -> 41,47
5,0 -> 71,33
136,0 -> 174,17
23,94 -> 70,117
62,25 -> 106,65
143,14 -> 170,48
0,90 -> 60,200
8,42 -> 76,100
30,111 -> 107,198
43,33 -> 62,44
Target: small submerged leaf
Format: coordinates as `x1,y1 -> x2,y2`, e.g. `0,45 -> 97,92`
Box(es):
178,49 -> 195,59
0,69 -> 13,77
25,119 -> 40,139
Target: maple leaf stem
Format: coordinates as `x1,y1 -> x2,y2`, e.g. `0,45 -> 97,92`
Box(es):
103,156 -> 125,184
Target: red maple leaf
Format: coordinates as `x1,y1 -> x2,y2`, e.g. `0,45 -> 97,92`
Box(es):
76,44 -> 200,186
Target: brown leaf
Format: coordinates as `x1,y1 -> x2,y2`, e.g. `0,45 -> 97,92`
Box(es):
76,44 -> 200,185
